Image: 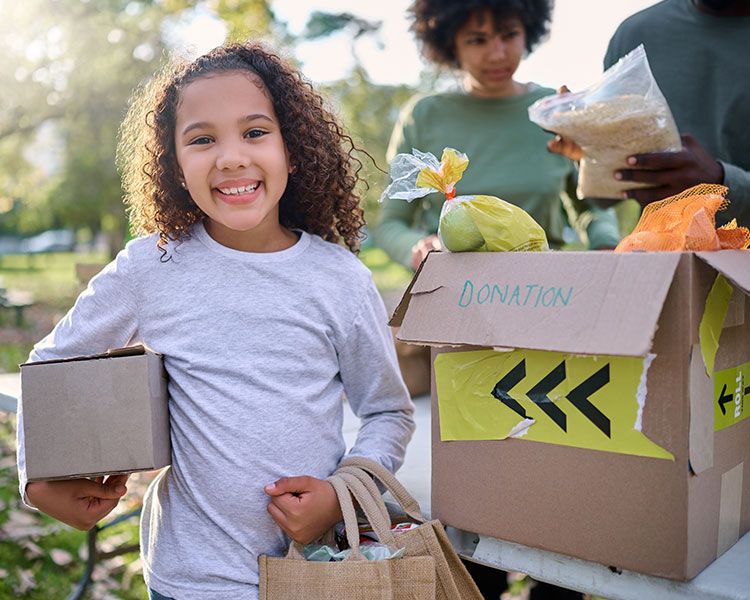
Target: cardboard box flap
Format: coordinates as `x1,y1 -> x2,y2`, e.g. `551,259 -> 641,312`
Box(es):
696,250 -> 750,296
388,251 -> 432,328
21,344 -> 154,367
396,251 -> 682,357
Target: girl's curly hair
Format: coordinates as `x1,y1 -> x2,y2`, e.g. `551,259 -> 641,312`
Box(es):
409,0 -> 553,65
118,42 -> 366,257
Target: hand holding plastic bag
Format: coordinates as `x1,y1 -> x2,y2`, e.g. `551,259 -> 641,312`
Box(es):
528,45 -> 681,199
380,147 -> 549,253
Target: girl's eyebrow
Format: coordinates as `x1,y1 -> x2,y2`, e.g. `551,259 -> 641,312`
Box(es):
181,114 -> 274,136
459,29 -> 490,37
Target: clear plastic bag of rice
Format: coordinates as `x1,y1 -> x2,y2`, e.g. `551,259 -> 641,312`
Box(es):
528,44 -> 681,199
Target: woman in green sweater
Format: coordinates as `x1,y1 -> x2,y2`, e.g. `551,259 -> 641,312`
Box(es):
376,0 -> 620,271
377,2 -> 594,599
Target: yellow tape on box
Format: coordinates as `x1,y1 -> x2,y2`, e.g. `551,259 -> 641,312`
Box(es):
435,348 -> 673,460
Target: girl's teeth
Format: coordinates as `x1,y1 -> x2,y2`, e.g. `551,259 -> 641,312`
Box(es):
219,184 -> 259,195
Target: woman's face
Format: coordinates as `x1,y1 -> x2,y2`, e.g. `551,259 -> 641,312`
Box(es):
454,9 -> 527,98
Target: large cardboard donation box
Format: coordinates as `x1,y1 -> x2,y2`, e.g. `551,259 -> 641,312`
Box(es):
21,345 -> 170,482
391,250 -> 750,581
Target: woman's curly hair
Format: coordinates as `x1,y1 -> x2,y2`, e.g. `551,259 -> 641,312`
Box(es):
409,0 -> 553,65
118,42 -> 366,257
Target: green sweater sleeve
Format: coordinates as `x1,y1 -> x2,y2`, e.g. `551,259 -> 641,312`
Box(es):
375,97 -> 432,269
586,206 -> 621,249
562,173 -> 622,249
720,162 -> 750,227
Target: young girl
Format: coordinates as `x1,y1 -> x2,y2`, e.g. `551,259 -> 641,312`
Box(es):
16,42 -> 415,599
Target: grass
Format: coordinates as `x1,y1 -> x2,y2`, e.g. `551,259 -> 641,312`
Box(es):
0,252 -> 108,310
360,246 -> 414,293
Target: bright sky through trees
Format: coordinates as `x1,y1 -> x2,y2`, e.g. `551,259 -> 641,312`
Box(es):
268,0 -> 659,90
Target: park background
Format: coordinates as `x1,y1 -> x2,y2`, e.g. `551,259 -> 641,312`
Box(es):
0,0 -> 657,597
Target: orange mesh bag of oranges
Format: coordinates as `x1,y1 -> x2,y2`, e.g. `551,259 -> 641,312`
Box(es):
614,184 -> 750,252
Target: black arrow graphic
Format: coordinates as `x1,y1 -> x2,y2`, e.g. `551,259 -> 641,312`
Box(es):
717,384 -> 733,415
527,361 -> 567,432
491,359 -> 527,419
567,364 -> 611,438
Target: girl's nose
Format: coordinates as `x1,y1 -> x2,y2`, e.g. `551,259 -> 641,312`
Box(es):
487,35 -> 506,59
215,141 -> 250,171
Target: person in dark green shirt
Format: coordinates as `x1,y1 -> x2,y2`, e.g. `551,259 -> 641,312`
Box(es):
376,0 -> 620,271
549,0 -> 750,227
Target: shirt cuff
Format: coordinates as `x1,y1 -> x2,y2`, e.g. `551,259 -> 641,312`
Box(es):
586,207 -> 622,249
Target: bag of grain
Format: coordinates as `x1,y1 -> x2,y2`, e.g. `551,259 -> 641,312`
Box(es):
528,44 -> 681,200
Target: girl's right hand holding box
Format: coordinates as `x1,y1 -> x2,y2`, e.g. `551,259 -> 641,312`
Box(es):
26,474 -> 129,530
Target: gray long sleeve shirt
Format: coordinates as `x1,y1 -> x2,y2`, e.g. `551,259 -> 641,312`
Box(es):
16,224 -> 415,599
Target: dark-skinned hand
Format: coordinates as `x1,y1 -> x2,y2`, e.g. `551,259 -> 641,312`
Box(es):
614,134 -> 724,207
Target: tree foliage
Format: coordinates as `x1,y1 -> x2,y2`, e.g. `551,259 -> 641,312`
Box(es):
0,0 -> 168,249
0,0 -> 422,253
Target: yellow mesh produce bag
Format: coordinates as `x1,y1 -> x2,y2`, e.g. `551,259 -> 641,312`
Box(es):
614,184 -> 750,252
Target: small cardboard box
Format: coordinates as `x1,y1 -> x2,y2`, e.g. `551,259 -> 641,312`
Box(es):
21,345 -> 170,481
391,250 -> 750,580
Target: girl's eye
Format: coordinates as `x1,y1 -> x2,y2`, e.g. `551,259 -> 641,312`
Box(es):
188,136 -> 213,146
467,36 -> 486,45
245,129 -> 267,139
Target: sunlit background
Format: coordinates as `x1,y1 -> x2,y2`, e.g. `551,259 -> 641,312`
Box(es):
0,2 -> 659,596
2,0 -> 659,257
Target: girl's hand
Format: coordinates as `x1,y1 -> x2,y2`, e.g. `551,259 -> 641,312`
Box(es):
26,474 -> 130,531
547,134 -> 583,162
546,86 -> 583,162
264,475 -> 343,544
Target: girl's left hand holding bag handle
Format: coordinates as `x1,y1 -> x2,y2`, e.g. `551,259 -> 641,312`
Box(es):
258,460 -> 437,600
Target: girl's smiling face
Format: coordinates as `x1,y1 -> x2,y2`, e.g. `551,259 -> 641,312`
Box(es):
454,10 -> 527,98
175,71 -> 296,252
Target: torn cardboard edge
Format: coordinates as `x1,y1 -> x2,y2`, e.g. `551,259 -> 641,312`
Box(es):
21,344 -> 158,367
389,250 -> 434,328
689,343 -> 715,475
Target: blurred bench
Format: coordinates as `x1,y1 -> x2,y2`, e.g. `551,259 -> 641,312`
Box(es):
0,288 -> 34,327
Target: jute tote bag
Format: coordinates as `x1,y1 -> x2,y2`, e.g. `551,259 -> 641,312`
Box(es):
258,468 -> 436,599
335,457 -> 483,600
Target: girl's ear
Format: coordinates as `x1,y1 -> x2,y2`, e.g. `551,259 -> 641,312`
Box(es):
284,144 -> 294,175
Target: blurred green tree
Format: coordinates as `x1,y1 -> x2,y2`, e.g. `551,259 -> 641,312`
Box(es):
0,0 -> 422,254
0,0 -> 276,255
297,10 -> 414,233
0,0 -> 170,253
